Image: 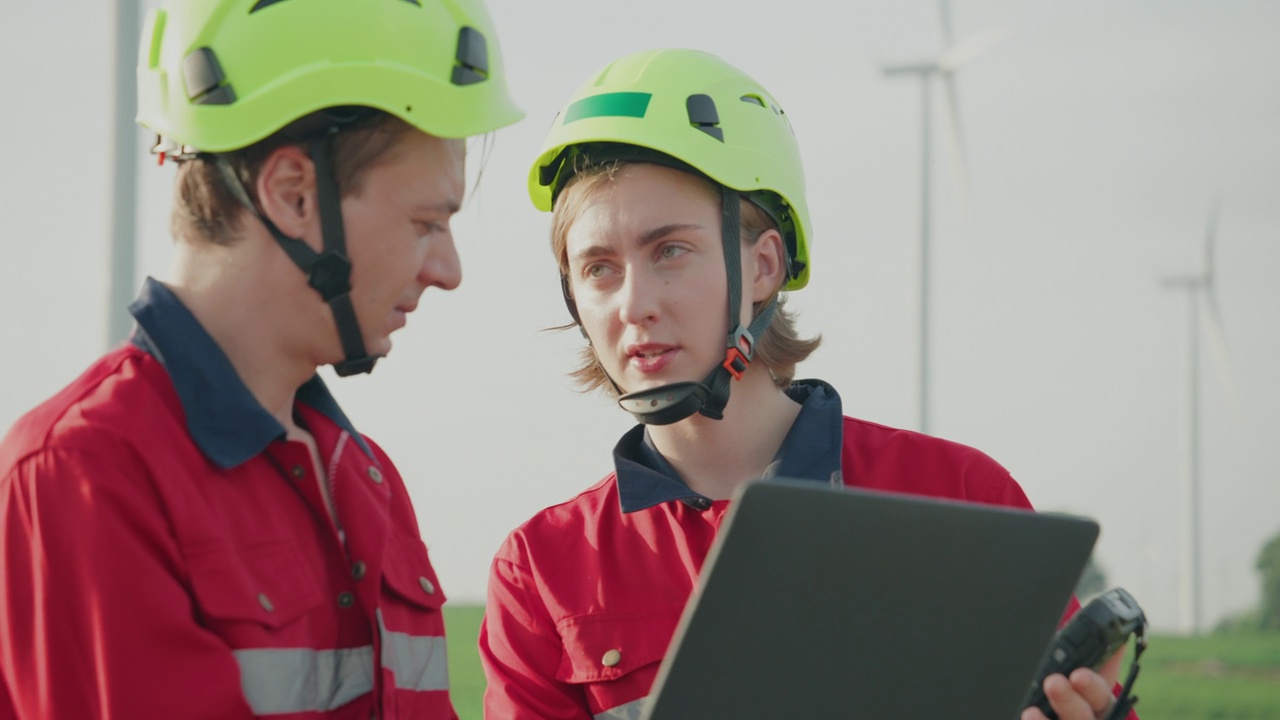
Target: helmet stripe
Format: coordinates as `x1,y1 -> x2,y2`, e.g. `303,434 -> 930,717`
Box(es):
564,92 -> 651,124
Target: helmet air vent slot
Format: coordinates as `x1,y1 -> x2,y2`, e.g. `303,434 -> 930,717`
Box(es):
182,47 -> 236,105
686,94 -> 723,142
452,27 -> 489,86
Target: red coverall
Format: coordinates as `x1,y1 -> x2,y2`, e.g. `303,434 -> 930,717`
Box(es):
0,278 -> 457,719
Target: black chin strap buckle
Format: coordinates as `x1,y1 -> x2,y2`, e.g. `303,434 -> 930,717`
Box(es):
617,381 -> 710,426
307,250 -> 353,302
332,356 -> 378,377
721,325 -> 755,381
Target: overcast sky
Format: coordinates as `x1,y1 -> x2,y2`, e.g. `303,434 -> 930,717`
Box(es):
1,0 -> 1277,634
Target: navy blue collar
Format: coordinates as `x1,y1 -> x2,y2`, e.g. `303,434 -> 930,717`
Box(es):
128,277 -> 372,469
614,379 -> 845,513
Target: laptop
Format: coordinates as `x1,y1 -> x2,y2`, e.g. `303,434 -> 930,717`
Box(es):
641,477 -> 1098,719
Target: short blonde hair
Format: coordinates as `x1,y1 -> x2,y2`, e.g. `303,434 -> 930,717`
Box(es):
550,161 -> 821,397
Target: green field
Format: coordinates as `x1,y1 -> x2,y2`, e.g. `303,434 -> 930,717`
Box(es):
443,605 -> 1280,720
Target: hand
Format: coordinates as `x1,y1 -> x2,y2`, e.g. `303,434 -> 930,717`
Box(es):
1021,649 -> 1125,720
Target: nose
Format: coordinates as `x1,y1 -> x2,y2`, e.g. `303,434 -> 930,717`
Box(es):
420,230 -> 462,291
617,266 -> 660,326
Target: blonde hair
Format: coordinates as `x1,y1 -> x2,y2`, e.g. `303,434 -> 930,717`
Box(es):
550,160 -> 821,397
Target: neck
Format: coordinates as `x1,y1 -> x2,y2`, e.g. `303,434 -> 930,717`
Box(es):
165,233 -> 327,430
646,368 -> 802,501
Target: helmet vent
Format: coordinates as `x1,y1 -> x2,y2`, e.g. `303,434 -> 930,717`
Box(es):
686,94 -> 723,142
452,27 -> 489,86
740,94 -> 766,107
182,48 -> 236,106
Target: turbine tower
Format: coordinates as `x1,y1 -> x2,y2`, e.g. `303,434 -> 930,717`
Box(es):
1161,198 -> 1231,636
108,0 -> 141,347
881,0 -> 1006,434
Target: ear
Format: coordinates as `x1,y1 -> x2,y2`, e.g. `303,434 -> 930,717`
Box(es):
255,145 -> 320,248
748,228 -> 788,303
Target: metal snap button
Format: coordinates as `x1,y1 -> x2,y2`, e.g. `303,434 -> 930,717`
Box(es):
258,593 -> 274,612
602,649 -> 622,667
351,561 -> 367,580
367,467 -> 383,484
418,576 -> 436,595
337,592 -> 355,608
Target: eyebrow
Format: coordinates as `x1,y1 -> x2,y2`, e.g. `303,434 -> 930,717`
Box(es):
413,200 -> 462,215
569,223 -> 705,264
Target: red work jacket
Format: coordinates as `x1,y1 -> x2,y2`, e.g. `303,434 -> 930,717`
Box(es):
0,278 -> 456,719
481,381 -> 1106,720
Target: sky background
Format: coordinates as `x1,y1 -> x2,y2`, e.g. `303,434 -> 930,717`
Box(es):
1,0 -> 1277,634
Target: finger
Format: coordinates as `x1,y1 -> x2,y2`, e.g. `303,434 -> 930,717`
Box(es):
1069,667 -> 1117,717
1096,647 -> 1126,686
1044,672 -> 1096,720
1021,706 -> 1050,720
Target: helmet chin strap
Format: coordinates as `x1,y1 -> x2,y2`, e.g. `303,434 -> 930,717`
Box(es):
215,134 -> 379,377
591,187 -> 778,426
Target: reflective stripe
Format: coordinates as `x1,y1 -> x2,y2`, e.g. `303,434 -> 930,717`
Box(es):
595,696 -> 649,720
234,646 -> 374,714
377,609 -> 451,691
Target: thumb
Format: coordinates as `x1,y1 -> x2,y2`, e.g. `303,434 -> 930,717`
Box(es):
1097,645 -> 1127,687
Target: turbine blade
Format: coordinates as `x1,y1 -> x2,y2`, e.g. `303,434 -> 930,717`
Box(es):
936,0 -> 954,49
938,25 -> 1012,72
1200,290 -> 1238,414
941,75 -> 982,255
1203,195 -> 1222,283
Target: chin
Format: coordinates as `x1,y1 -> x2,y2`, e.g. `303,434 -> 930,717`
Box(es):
354,332 -> 392,359
623,376 -> 683,393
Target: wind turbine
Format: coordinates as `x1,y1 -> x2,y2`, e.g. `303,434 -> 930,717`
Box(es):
882,0 -> 1007,435
1160,197 -> 1232,636
108,0 -> 142,347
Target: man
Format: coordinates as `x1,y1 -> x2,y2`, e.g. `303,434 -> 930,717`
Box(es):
0,1 -> 521,717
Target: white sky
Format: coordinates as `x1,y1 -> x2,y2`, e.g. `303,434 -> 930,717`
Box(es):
1,0 -> 1277,634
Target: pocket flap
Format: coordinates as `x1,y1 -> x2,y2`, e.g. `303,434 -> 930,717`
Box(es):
555,608 -> 683,684
381,538 -> 447,610
187,542 -> 321,629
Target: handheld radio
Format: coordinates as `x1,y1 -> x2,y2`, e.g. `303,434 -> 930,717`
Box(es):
1023,587 -> 1148,720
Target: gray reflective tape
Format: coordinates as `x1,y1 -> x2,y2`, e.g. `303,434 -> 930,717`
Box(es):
595,696 -> 649,720
376,609 -> 451,692
234,646 -> 374,714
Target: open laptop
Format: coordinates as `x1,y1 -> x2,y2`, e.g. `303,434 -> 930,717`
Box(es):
641,477 -> 1098,719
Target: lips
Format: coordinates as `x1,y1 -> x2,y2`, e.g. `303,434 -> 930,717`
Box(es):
390,300 -> 417,331
627,343 -> 677,373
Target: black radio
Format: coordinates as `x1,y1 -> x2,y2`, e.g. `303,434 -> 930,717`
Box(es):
1023,587 -> 1148,720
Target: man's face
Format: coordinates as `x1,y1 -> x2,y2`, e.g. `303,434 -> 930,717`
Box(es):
338,131 -> 465,359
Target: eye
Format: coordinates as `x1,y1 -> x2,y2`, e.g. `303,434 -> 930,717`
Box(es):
658,243 -> 688,260
414,220 -> 448,237
584,262 -> 612,279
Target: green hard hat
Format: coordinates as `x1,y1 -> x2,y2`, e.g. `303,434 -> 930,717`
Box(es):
137,0 -> 524,153
529,48 -> 810,290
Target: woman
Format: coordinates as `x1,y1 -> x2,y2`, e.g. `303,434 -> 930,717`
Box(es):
480,48 -> 1126,720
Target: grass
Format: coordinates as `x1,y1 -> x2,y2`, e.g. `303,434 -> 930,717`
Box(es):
442,605 -> 1280,720
1127,633 -> 1280,720
444,605 -> 488,720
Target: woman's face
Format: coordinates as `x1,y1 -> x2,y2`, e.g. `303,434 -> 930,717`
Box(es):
563,163 -> 749,394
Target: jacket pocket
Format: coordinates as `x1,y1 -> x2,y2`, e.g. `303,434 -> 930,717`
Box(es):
554,608 -> 683,685
381,537 -> 447,611
187,540 -> 323,630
